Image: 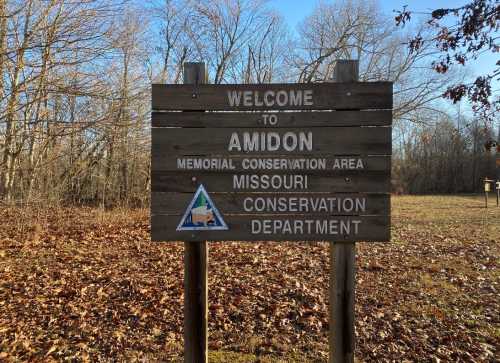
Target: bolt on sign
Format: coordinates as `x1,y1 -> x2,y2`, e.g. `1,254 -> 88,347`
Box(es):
151,82 -> 392,242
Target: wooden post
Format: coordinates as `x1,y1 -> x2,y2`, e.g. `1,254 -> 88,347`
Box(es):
183,62 -> 208,363
496,181 -> 499,207
484,179 -> 491,209
330,60 -> 358,363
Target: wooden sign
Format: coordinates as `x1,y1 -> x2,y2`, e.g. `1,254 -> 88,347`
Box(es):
151,82 -> 392,242
152,83 -> 392,110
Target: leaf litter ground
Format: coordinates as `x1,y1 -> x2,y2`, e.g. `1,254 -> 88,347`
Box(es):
0,196 -> 498,362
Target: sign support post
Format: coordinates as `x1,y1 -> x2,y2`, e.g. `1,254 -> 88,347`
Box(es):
183,62 -> 208,363
151,60 -> 392,361
330,60 -> 358,363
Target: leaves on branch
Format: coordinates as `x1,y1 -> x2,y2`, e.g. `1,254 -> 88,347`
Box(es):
394,6 -> 411,26
396,0 -> 500,118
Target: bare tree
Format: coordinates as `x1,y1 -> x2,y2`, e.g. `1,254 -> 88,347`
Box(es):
152,0 -> 289,84
0,0 -> 118,202
228,10 -> 289,83
1,0 -> 489,205
152,0 -> 196,83
289,0 -> 462,121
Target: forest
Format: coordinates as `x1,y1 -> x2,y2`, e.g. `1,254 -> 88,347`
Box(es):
0,0 -> 497,207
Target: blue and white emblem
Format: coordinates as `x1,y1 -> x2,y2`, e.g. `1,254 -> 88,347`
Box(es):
176,184 -> 228,231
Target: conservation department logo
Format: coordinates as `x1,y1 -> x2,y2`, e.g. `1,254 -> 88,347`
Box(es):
176,184 -> 228,231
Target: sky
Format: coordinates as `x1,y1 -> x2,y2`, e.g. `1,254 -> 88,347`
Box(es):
268,0 -> 498,112
269,0 -> 472,30
269,0 -> 476,29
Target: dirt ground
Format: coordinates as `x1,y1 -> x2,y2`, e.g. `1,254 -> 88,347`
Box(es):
0,195 -> 498,362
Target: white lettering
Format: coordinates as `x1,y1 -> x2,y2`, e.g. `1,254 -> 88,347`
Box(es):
241,197 -> 367,213
228,133 -> 241,151
228,132 -> 313,152
249,219 -> 362,235
254,91 -> 264,106
243,91 -> 252,106
227,89 -> 314,107
243,132 -> 259,151
289,90 -> 301,106
227,91 -> 241,107
243,197 -> 253,212
333,158 -> 365,170
264,91 -> 275,106
231,174 -> 309,190
267,133 -> 280,151
304,90 -> 313,105
276,90 -> 288,106
177,158 -> 186,168
283,132 -> 298,151
233,175 -> 245,189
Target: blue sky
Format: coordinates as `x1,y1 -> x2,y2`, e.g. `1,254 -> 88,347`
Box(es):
269,0 -> 498,97
269,0 -> 471,30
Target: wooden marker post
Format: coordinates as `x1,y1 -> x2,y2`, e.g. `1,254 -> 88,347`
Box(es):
484,178 -> 493,209
496,181 -> 499,207
485,184 -> 488,209
183,63 -> 208,363
330,60 -> 359,363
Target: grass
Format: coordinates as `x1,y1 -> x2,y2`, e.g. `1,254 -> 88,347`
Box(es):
208,350 -> 312,362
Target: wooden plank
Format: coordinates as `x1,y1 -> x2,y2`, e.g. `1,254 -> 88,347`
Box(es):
151,171 -> 390,193
152,127 -> 391,156
152,155 -> 391,173
152,110 -> 392,128
151,192 -> 390,216
151,215 -> 390,242
152,82 -> 393,111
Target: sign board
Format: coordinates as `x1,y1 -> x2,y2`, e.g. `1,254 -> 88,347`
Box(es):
151,83 -> 392,242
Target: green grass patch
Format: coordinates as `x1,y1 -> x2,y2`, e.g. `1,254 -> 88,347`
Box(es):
208,350 -> 312,362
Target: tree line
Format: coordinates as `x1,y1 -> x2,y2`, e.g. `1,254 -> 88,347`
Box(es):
393,110 -> 498,194
0,0 -> 498,206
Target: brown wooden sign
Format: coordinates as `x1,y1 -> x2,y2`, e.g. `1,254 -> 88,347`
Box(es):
152,171 -> 390,193
151,82 -> 392,242
152,215 -> 390,242
152,193 -> 390,216
152,83 -> 392,110
152,110 -> 392,127
152,127 -> 391,155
